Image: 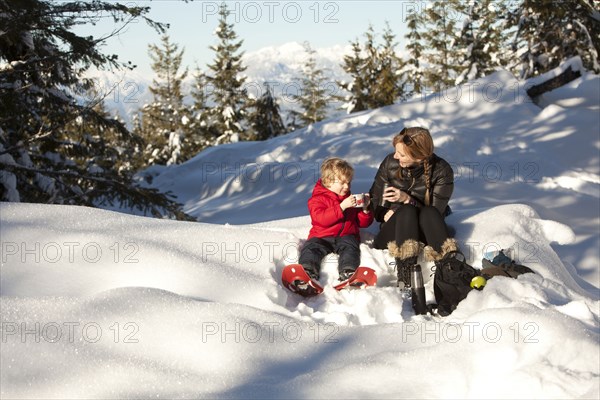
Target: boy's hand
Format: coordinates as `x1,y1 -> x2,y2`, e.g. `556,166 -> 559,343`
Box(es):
340,196 -> 356,211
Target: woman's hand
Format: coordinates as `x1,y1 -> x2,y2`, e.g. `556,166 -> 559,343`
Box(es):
383,186 -> 410,204
383,209 -> 395,222
362,194 -> 371,212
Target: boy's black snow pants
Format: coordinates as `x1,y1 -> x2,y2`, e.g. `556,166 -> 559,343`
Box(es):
298,235 -> 361,279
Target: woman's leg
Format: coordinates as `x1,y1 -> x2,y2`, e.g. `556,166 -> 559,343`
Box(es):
418,206 -> 449,251
373,219 -> 395,250
419,206 -> 459,260
373,205 -> 419,249
393,205 -> 419,244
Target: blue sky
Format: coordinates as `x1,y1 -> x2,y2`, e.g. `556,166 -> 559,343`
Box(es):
81,1 -> 413,75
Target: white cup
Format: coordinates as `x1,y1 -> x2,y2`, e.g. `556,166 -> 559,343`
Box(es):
353,193 -> 369,208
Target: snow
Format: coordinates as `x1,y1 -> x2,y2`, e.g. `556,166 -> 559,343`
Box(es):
222,106 -> 235,119
526,56 -> 585,87
167,130 -> 184,166
0,172 -> 19,202
1,60 -> 599,399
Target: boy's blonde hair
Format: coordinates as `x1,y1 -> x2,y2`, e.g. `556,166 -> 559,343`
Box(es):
321,157 -> 354,187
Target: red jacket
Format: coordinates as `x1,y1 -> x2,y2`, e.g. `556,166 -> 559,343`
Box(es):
307,179 -> 374,240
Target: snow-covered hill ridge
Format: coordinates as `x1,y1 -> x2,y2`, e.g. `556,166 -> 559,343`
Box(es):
142,61 -> 599,287
1,199 -> 598,398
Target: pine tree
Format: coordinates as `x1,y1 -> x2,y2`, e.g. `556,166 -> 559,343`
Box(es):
63,93 -> 140,178
292,42 -> 330,127
507,0 -> 600,78
339,24 -> 405,113
360,25 -> 382,107
421,0 -> 463,91
454,0 -> 511,85
206,4 -> 249,144
188,66 -> 213,152
284,112 -> 302,133
138,35 -> 190,166
404,7 -> 426,97
0,0 -> 190,219
373,22 -> 405,106
338,39 -> 369,113
248,84 -> 286,140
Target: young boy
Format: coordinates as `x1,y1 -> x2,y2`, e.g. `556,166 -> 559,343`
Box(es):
298,157 -> 374,283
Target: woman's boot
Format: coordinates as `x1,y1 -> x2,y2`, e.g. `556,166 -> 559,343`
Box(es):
388,239 -> 420,288
423,238 -> 460,261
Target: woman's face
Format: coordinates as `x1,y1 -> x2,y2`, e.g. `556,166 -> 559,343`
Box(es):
394,143 -> 422,168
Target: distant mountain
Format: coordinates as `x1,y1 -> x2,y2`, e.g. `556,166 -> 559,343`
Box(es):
241,42 -> 351,121
84,68 -> 152,127
244,41 -> 350,85
86,42 -> 351,128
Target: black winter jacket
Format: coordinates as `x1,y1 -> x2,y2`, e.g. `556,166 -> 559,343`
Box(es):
369,153 -> 454,223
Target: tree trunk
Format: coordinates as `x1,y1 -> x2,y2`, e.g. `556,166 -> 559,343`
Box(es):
526,66 -> 581,99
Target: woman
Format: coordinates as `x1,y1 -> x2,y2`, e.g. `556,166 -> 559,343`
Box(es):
369,127 -> 459,288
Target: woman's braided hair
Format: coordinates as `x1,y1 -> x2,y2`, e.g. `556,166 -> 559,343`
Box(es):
392,127 -> 434,206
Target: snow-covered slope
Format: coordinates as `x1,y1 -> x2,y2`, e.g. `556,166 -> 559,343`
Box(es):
1,201 -> 598,399
144,65 -> 600,289
2,60 -> 599,399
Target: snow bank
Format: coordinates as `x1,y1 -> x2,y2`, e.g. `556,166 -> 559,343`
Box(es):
1,202 -> 598,399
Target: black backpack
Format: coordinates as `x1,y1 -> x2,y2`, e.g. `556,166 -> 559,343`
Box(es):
433,252 -> 479,316
433,250 -> 536,316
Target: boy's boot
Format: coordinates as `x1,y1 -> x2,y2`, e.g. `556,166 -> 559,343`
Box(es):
388,239 -> 420,289
301,264 -> 319,281
338,267 -> 356,282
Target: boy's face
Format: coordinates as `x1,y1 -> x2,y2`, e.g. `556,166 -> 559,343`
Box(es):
327,175 -> 351,196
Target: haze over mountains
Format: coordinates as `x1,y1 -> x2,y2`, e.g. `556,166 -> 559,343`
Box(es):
90,42 -> 352,128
